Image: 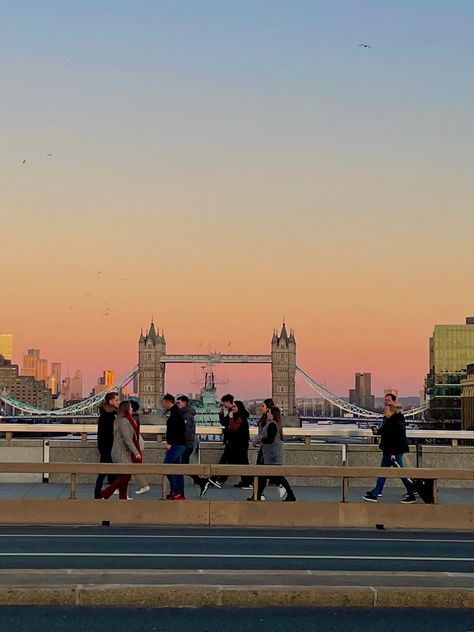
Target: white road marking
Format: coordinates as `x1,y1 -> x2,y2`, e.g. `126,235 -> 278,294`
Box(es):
0,553 -> 472,561
0,534 -> 471,544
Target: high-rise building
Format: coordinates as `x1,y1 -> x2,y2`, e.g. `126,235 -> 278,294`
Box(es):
104,370 -> 115,388
22,349 -> 48,382
92,370 -> 116,396
51,363 -> 61,394
426,317 -> 474,420
0,356 -> 53,410
461,363 -> 474,430
71,370 -> 83,400
61,377 -> 72,401
349,373 -> 375,411
0,334 -> 13,361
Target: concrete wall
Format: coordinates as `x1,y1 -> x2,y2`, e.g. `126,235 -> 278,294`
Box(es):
0,440 -> 43,483
419,446 -> 474,488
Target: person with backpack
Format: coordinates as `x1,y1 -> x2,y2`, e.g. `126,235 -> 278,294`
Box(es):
363,403 -> 416,504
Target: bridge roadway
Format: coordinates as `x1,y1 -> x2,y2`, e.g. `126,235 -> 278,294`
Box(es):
2,606 -> 474,632
0,526 -> 471,575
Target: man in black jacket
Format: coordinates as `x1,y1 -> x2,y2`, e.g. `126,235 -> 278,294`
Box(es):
94,391 -> 119,499
363,404 -> 416,504
162,394 -> 187,500
177,395 -> 209,497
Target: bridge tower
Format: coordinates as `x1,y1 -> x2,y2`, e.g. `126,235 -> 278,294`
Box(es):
138,322 -> 166,412
271,323 -> 296,419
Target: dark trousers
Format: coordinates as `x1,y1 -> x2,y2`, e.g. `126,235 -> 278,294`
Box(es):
94,448 -> 117,499
101,474 -> 131,500
214,444 -> 252,486
373,453 -> 413,496
258,475 -> 294,499
164,445 -> 186,495
182,446 -> 203,485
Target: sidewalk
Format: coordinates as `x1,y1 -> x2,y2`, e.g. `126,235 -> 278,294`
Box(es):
0,482 -> 472,504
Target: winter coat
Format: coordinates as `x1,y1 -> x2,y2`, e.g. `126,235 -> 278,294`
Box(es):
377,412 -> 409,455
180,405 -> 197,448
260,420 -> 284,465
97,404 -> 117,454
166,404 -> 186,446
111,417 -> 140,464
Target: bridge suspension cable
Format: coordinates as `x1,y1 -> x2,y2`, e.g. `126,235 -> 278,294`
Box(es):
0,366 -> 138,416
296,366 -> 427,419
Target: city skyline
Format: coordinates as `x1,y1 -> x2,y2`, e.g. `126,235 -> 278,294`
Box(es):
2,319 -> 461,399
2,2 -> 473,399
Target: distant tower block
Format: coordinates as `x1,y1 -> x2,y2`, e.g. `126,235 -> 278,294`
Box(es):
271,323 -> 296,417
138,322 -> 166,412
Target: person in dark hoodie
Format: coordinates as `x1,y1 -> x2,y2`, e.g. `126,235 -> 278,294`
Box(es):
94,391 -> 119,499
363,403 -> 416,504
162,393 -> 187,500
177,395 -> 209,497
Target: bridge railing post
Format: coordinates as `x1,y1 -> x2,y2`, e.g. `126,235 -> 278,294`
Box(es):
342,477 -> 349,503
69,473 -> 77,500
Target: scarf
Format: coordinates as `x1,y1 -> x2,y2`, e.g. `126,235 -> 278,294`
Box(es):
125,411 -> 142,463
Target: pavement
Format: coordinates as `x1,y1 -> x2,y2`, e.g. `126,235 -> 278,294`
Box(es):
0,526 -> 471,608
1,607 -> 474,632
0,482 -> 472,504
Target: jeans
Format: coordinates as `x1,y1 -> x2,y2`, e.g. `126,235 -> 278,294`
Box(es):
373,453 -> 413,496
164,444 -> 186,495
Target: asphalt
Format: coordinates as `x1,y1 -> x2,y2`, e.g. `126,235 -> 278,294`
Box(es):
0,526 -> 471,575
0,607 -> 473,632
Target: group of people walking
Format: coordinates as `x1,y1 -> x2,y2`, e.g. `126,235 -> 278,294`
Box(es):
93,391 -> 296,502
94,389 -> 414,503
207,395 -> 296,502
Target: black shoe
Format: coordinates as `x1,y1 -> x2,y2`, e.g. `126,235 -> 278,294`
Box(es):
363,491 -> 378,502
283,493 -> 296,502
400,494 -> 417,504
200,480 -> 210,498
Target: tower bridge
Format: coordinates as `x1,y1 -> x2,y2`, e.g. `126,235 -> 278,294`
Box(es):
139,322 -> 296,417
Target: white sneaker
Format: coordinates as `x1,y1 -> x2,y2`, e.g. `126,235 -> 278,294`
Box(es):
135,485 -> 151,495
278,485 -> 285,498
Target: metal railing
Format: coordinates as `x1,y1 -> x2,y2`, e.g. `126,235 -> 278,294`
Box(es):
0,462 -> 472,504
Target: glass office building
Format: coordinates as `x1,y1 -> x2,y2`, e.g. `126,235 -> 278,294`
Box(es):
426,318 -> 474,420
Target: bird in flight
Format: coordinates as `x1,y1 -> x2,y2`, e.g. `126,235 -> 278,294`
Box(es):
46,153 -> 53,157
358,43 -> 372,48
22,159 -> 26,165
97,271 -> 103,275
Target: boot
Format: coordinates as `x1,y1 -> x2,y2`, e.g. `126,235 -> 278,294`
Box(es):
283,490 -> 296,502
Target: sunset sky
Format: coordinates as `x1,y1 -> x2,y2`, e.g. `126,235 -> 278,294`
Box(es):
1,1 -> 473,399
